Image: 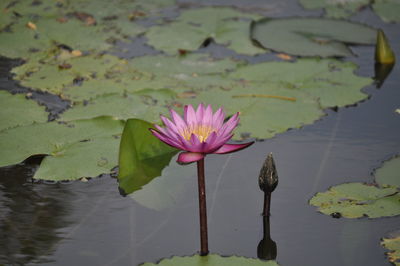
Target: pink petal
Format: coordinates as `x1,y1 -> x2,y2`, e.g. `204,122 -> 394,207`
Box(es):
160,116 -> 179,135
203,104 -> 213,126
196,103 -> 205,123
177,152 -> 205,164
213,142 -> 254,154
184,105 -> 197,126
189,133 -> 206,152
211,133 -> 234,150
149,129 -> 182,150
219,113 -> 239,137
170,109 -> 186,131
212,107 -> 225,130
203,131 -> 218,153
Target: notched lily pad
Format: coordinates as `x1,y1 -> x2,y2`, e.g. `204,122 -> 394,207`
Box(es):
299,0 -> 370,19
251,18 -> 376,57
310,182 -> 400,218
381,232 -> 400,266
0,116 -> 124,181
145,7 -> 265,55
141,254 -> 279,266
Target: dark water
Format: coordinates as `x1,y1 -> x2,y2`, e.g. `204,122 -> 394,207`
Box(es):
1,1 -> 400,266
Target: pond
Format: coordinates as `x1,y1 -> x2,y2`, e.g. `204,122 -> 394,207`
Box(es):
0,0 -> 399,265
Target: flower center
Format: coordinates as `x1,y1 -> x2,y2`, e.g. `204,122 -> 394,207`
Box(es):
181,124 -> 215,142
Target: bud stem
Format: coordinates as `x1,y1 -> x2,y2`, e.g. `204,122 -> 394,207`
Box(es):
263,191 -> 271,217
197,158 -> 209,256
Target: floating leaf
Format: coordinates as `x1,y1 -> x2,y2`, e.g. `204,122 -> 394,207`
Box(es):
0,116 -> 124,180
130,156 -> 196,210
375,156 -> 400,188
229,58 -> 371,109
0,91 -> 48,132
251,18 -> 376,57
381,232 -> 400,266
299,0 -> 369,19
60,89 -> 175,122
12,54 -> 127,94
118,119 -> 178,195
145,7 -> 265,55
33,137 -> 120,181
373,0 -> 400,23
141,254 -> 279,266
310,183 -> 400,218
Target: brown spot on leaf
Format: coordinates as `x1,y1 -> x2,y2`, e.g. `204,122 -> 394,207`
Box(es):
58,63 -> 72,70
26,21 -> 37,30
73,12 -> 96,26
177,91 -> 197,99
276,53 -> 293,60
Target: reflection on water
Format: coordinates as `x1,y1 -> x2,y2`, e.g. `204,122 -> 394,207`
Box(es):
0,157 -> 72,265
257,216 -> 277,261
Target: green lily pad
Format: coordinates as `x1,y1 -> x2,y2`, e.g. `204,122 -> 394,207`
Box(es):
251,18 -> 376,57
60,89 -> 175,122
33,137 -> 120,181
117,119 -> 178,195
145,7 -> 265,55
309,183 -> 400,218
181,85 -> 323,140
375,156 -> 400,188
12,54 -> 127,94
299,0 -> 370,19
0,116 -> 124,180
229,58 -> 371,109
130,156 -> 196,210
382,232 -> 400,266
0,90 -> 48,132
141,254 -> 279,266
373,0 -> 400,23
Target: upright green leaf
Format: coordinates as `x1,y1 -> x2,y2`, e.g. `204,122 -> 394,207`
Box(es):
118,119 -> 178,195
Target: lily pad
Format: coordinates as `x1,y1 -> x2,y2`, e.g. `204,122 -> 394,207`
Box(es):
299,0 -> 370,19
130,155 -> 196,210
145,7 -> 265,55
373,0 -> 400,23
0,90 -> 48,132
60,89 -> 175,122
141,254 -> 279,266
0,116 -> 124,180
375,156 -> 400,188
12,54 -> 128,94
117,119 -> 178,195
309,183 -> 400,218
382,232 -> 400,266
33,137 -> 120,181
229,58 -> 371,109
251,18 -> 376,57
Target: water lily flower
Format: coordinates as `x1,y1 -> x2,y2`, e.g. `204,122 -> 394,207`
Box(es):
150,103 -> 254,164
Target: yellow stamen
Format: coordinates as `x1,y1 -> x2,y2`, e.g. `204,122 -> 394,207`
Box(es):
181,124 -> 215,142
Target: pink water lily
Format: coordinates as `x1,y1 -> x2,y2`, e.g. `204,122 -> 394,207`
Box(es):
150,103 -> 254,164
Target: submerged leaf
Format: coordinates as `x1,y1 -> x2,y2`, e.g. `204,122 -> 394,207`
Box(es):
118,119 -> 178,195
130,156 -> 196,210
141,254 -> 279,266
251,18 -> 376,57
